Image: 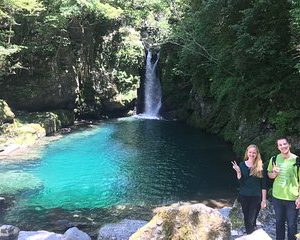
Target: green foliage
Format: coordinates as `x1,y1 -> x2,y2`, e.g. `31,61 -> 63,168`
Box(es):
2,0 -> 44,13
0,0 -> 44,75
160,0 -> 300,155
60,0 -> 123,19
270,110 -> 300,136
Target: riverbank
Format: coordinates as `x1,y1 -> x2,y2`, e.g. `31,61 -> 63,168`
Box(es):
0,201 -> 275,240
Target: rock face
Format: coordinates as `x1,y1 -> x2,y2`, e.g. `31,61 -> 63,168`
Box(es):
98,219 -> 148,240
130,202 -> 231,240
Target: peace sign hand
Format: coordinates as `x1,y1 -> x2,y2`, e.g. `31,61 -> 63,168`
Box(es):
231,161 -> 240,173
272,162 -> 280,174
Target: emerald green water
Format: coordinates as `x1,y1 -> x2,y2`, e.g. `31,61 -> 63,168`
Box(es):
0,118 -> 236,230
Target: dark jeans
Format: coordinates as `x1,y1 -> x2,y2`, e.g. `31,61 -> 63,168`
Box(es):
239,195 -> 261,234
272,197 -> 299,240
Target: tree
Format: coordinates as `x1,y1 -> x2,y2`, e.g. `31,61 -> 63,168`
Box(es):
0,0 -> 44,75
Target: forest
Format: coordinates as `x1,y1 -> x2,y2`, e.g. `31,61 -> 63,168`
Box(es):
1,0 -> 300,156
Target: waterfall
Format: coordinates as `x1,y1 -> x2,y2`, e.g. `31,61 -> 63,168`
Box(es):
143,50 -> 162,118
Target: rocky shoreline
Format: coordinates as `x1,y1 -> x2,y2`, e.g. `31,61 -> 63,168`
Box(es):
0,201 -> 276,240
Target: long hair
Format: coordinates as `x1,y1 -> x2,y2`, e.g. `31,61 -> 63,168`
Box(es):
243,144 -> 263,178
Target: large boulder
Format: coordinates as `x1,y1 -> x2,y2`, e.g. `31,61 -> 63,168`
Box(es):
130,202 -> 231,240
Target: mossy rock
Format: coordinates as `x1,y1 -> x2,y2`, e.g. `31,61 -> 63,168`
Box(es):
130,203 -> 231,240
17,111 -> 61,135
0,99 -> 15,125
0,121 -> 46,146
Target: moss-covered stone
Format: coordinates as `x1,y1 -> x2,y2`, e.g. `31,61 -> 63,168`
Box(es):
0,120 -> 46,147
0,101 -> 75,151
0,99 -> 15,125
130,202 -> 231,240
17,111 -> 60,135
16,110 -> 74,135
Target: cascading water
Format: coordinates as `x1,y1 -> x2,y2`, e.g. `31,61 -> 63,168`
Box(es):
143,50 -> 162,118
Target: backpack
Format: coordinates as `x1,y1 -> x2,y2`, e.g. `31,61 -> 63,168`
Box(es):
264,156 -> 276,199
265,155 -> 300,199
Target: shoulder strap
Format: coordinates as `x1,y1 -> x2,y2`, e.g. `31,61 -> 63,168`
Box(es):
296,157 -> 300,183
271,155 -> 276,165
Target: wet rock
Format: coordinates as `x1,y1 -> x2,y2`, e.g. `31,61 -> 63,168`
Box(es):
0,225 -> 20,240
97,219 -> 148,240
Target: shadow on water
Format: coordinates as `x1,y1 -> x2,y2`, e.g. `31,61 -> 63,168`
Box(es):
111,118 -> 237,200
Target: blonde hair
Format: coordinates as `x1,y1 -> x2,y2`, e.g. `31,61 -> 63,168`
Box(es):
244,144 -> 263,178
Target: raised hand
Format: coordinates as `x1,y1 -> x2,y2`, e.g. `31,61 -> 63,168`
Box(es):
231,161 -> 240,172
273,162 -> 280,174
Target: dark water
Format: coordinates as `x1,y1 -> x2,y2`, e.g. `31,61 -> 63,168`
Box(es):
0,117 -> 237,232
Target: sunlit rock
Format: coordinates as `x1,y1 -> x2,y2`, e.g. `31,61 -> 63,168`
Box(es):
0,171 -> 42,194
235,228 -> 272,240
18,230 -> 63,240
129,202 -> 231,240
